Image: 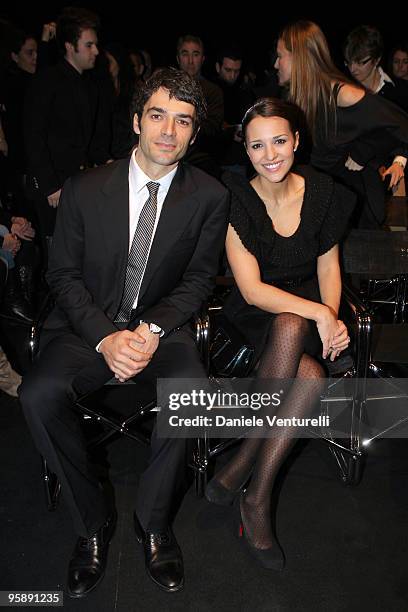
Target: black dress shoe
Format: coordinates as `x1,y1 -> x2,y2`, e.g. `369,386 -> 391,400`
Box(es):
133,512 -> 184,593
67,512 -> 116,598
0,268 -> 33,324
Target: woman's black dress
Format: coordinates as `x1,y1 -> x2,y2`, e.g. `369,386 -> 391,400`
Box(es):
222,165 -> 355,362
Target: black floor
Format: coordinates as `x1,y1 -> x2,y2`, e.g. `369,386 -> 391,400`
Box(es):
1,386 -> 408,612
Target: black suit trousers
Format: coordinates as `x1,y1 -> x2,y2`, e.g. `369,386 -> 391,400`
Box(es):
19,326 -> 206,537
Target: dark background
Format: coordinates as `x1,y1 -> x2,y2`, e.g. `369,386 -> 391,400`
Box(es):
1,3 -> 407,77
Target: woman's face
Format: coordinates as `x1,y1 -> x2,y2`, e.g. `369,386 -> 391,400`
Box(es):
345,55 -> 378,84
245,116 -> 298,183
392,50 -> 408,80
13,37 -> 37,74
106,51 -> 119,81
274,39 -> 292,86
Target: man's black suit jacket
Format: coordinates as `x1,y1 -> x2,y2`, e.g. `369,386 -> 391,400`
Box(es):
45,157 -> 229,349
24,59 -> 110,198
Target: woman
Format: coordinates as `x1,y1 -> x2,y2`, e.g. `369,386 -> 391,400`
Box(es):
0,30 -> 38,218
205,98 -> 352,569
343,25 -> 408,112
10,34 -> 37,74
129,48 -> 146,84
102,43 -> 137,159
274,20 -> 408,228
390,44 -> 408,82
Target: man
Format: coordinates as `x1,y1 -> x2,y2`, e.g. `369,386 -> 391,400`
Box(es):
214,48 -> 255,174
215,49 -> 255,122
24,7 -> 110,250
19,67 -> 229,597
176,34 -> 223,176
216,51 -> 242,87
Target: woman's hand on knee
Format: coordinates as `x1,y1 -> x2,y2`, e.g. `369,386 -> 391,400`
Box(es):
316,306 -> 340,359
327,320 -> 350,361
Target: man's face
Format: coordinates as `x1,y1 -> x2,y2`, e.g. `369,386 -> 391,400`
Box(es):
177,41 -> 204,78
66,28 -> 99,73
216,57 -> 242,85
133,87 -> 197,177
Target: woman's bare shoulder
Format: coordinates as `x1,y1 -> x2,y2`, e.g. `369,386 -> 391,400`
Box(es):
335,82 -> 366,107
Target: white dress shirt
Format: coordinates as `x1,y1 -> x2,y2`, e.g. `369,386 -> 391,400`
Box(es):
95,153 -> 178,351
128,151 -> 178,308
374,67 -> 394,94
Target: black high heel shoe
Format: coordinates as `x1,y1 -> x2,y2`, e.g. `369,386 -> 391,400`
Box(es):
233,493 -> 285,570
205,478 -> 240,506
205,470 -> 252,507
204,470 -> 252,506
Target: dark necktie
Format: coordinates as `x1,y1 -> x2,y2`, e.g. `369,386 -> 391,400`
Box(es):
115,181 -> 160,323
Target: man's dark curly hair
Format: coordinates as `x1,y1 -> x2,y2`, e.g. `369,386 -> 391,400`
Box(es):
132,67 -> 207,135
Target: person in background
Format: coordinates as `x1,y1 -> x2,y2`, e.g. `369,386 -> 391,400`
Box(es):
214,47 -> 254,174
0,118 -> 7,158
24,7 -> 110,256
103,43 -> 137,158
140,48 -> 152,80
36,21 -> 58,68
0,28 -> 40,318
253,48 -> 282,99
275,20 -> 408,228
0,29 -> 37,218
129,48 -> 146,84
389,43 -> 408,82
176,34 -> 224,176
0,340 -> 21,397
10,33 -> 37,74
343,25 -> 408,112
0,209 -> 36,323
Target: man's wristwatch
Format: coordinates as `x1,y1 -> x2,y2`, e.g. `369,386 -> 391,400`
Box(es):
148,323 -> 163,335
140,320 -> 164,336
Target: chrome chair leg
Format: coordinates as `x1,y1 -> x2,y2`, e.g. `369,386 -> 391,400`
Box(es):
192,434 -> 210,497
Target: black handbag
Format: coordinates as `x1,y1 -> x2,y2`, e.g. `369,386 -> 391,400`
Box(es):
210,314 -> 255,377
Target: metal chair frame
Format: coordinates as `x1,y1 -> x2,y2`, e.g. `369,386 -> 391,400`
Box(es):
33,228 -> 408,506
194,231 -> 408,491
192,280 -> 408,494
367,274 -> 408,323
